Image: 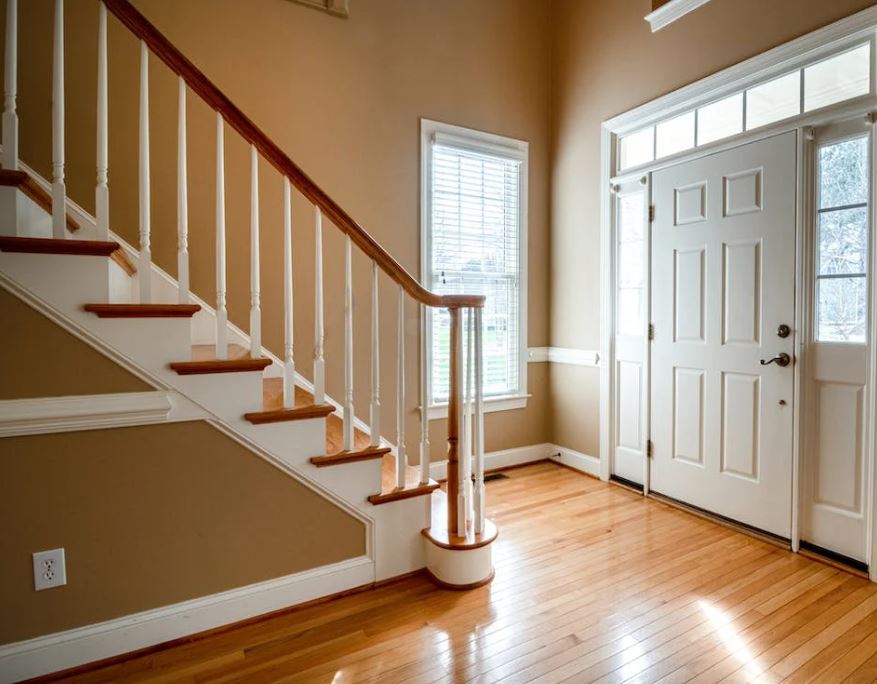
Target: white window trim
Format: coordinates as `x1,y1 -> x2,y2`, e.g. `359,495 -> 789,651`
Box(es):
420,118 -> 529,420
599,5 -> 877,580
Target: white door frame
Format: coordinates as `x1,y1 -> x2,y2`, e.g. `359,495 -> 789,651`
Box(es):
599,6 -> 877,579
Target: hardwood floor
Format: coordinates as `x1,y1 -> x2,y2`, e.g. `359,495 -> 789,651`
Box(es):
49,462 -> 877,683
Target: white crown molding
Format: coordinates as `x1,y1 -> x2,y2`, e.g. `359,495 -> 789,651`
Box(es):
644,0 -> 712,33
289,0 -> 348,17
0,555 -> 373,684
527,346 -> 600,367
610,5 -> 877,136
0,391 -> 177,437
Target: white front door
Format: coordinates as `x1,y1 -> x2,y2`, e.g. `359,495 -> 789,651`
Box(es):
650,131 -> 797,538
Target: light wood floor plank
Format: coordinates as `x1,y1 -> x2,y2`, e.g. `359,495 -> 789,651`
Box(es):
44,463 -> 877,684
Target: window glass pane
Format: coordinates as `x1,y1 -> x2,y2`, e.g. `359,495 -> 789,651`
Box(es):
746,71 -> 801,129
697,93 -> 743,145
805,43 -> 870,112
817,276 -> 867,342
618,191 -> 645,243
819,136 -> 869,209
619,127 -> 654,170
656,111 -> 695,158
430,142 -> 522,401
818,207 -> 868,275
619,243 -> 644,289
618,288 -> 644,337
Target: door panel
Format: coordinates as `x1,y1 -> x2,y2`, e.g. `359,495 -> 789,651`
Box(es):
651,132 -> 797,538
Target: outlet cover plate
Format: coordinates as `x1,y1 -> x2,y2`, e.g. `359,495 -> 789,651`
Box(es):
33,548 -> 66,591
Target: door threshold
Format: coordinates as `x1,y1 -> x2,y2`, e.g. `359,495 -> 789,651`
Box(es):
799,541 -> 869,577
648,490 -> 790,550
610,475 -> 644,493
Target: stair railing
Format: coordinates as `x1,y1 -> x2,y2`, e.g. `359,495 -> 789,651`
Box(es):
2,0 -> 488,536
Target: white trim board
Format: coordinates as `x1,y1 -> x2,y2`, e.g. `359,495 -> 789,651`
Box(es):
644,0 -> 712,33
527,347 -> 599,367
428,443 -> 599,481
0,556 -> 373,684
0,391 -> 209,437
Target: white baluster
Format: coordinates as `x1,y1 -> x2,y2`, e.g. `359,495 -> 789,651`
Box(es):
343,236 -> 354,452
397,286 -> 406,488
95,1 -> 108,241
137,40 -> 151,300
282,177 -> 295,409
177,77 -> 189,304
474,307 -> 485,534
3,0 -> 18,170
249,145 -> 261,357
51,0 -> 65,239
313,206 -> 325,403
455,307 -> 466,535
370,261 -> 381,447
215,113 -> 227,359
419,303 -> 430,484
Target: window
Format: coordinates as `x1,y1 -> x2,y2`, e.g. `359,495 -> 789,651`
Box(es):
421,120 -> 528,413
815,134 -> 870,343
616,41 -> 873,173
697,93 -> 743,145
617,189 -> 647,336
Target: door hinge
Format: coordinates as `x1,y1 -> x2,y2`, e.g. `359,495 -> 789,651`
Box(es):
648,205 -> 655,223
647,440 -> 654,458
648,323 -> 655,341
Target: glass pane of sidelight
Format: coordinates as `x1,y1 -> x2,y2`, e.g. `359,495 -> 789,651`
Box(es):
817,276 -> 867,343
620,127 -> 655,170
656,111 -> 696,158
819,136 -> 869,209
818,207 -> 868,276
805,43 -> 871,112
697,93 -> 743,145
618,287 -> 644,337
746,71 -> 801,129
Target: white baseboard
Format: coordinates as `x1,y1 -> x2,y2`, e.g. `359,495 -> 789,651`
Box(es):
548,444 -> 601,477
0,556 -> 374,684
428,443 -> 600,480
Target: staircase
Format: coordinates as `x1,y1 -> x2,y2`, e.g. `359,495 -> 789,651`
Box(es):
0,0 -> 496,616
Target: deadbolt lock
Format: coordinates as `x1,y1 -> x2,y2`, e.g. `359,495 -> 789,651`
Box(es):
777,324 -> 791,338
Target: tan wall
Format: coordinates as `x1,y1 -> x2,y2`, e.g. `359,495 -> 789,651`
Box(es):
0,288 -> 150,399
2,0 -> 552,458
0,421 -> 366,644
549,0 -> 877,457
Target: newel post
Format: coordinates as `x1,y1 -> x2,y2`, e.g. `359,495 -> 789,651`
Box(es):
446,306 -> 461,535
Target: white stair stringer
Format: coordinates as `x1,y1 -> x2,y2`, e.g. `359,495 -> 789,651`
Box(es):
0,179 -> 431,584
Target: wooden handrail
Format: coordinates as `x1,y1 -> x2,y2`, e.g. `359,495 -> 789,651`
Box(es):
103,0 -> 484,309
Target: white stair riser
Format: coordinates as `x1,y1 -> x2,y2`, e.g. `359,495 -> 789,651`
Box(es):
0,188 -> 51,238
373,496 -> 430,580
0,252 -> 110,308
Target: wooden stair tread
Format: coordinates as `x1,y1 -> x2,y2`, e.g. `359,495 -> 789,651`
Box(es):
244,379 -> 334,424
171,344 -> 271,375
84,303 -> 201,318
367,454 -> 440,505
0,235 -> 118,256
0,169 -> 80,231
310,445 -> 391,467
422,489 -> 498,549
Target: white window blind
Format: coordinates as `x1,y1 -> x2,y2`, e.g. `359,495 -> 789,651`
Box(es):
428,142 -> 522,403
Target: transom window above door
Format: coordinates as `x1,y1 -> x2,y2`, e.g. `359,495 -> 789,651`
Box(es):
420,120 -> 528,416
619,41 -> 873,172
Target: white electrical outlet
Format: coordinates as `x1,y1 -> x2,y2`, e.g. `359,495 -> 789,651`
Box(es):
33,548 -> 67,591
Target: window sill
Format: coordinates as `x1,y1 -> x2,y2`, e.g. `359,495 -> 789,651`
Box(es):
425,394 -> 530,421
